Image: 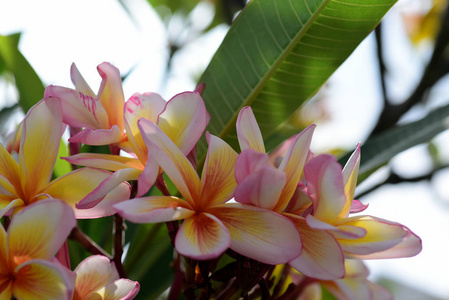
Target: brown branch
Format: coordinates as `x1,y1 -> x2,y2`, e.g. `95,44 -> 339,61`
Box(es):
369,2 -> 449,137
69,227 -> 112,259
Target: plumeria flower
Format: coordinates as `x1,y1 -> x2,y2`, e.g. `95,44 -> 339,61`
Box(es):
44,62 -> 126,147
72,255 -> 139,300
64,91 -> 207,209
234,106 -> 315,213
0,199 -> 77,299
0,97 -> 130,218
287,149 -> 422,280
113,119 -> 301,264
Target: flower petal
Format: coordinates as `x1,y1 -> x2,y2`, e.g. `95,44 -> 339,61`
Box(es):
305,215 -> 367,240
69,125 -> 123,146
234,149 -> 271,184
236,106 -> 265,153
12,259 -> 76,300
288,216 -> 345,280
274,125 -> 315,212
336,216 -> 414,256
210,204 -> 302,265
73,255 -> 118,300
44,86 -> 109,129
114,196 -> 194,223
19,97 -> 63,197
0,224 -> 8,273
0,143 -> 20,196
175,213 -> 230,260
138,118 -> 201,204
199,133 -> 238,208
69,168 -> 134,213
234,165 -> 286,210
136,154 -> 160,197
63,153 -> 144,172
88,279 -> 140,300
284,184 -> 312,215
70,63 -> 96,96
97,62 -> 125,131
350,200 -> 369,214
305,155 -> 346,224
124,92 -> 166,162
8,199 -> 76,262
157,92 -> 207,155
339,144 -> 361,218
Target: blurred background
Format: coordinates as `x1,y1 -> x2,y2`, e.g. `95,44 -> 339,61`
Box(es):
1,0 -> 449,299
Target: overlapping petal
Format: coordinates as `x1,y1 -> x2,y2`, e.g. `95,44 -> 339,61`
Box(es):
70,63 -> 95,96
12,259 -> 75,300
63,153 -> 144,172
88,279 -> 140,300
114,196 -> 194,223
236,106 -> 265,153
175,213 -> 230,260
138,118 -> 201,205
339,144 -> 361,218
274,125 -> 315,212
69,126 -> 123,146
288,216 -> 345,280
97,62 -> 125,131
19,97 -> 63,198
0,144 -> 20,196
198,133 -> 238,208
124,92 -> 166,161
157,92 -> 207,155
73,255 -> 119,300
304,154 -> 347,224
210,203 -> 302,265
8,199 -> 76,263
44,86 -> 109,129
42,168 -> 131,217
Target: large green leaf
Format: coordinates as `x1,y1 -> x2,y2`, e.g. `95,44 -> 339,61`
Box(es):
198,0 -> 397,159
339,103 -> 449,182
0,33 -> 44,112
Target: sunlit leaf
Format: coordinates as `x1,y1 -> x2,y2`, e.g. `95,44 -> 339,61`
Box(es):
198,0 -> 397,161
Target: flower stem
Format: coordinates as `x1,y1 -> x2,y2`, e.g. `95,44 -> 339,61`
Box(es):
113,214 -> 126,278
69,227 -> 112,259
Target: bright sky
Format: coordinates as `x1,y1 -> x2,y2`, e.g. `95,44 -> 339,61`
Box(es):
1,0 -> 448,299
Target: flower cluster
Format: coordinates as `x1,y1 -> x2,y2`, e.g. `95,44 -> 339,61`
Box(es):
0,62 -> 421,299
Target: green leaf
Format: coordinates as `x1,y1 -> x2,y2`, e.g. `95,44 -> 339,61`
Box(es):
0,34 -> 45,112
53,139 -> 72,178
198,0 -> 397,159
339,103 -> 449,182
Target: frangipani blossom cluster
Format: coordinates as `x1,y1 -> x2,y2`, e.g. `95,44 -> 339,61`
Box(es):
0,62 -> 421,300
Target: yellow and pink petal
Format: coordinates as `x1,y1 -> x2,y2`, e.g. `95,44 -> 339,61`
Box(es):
305,154 -> 347,224
175,213 -> 231,260
18,97 -> 64,197
12,259 -> 76,300
87,279 -> 140,300
209,203 -> 302,265
339,144 -> 361,218
97,62 -> 125,131
157,92 -> 207,155
274,125 -> 315,212
73,255 -> 119,300
42,168 -> 131,217
288,216 -> 345,280
114,196 -> 194,223
236,106 -> 265,153
69,125 -> 124,146
70,63 -> 96,97
44,86 -> 109,130
138,118 -> 201,205
198,133 -> 238,208
63,153 -> 144,172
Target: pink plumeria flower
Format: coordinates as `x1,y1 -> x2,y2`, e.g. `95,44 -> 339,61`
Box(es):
287,149 -> 422,280
113,119 -> 301,264
0,97 -> 130,218
0,199 -> 77,299
64,91 -> 207,209
234,106 -> 315,213
72,255 -> 139,300
44,62 -> 126,147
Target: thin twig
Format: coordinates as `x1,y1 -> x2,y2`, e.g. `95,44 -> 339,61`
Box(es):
69,227 -> 112,259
